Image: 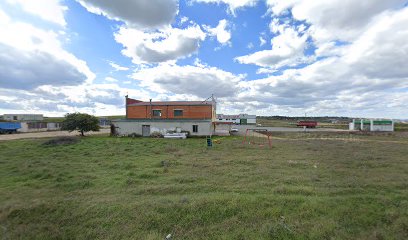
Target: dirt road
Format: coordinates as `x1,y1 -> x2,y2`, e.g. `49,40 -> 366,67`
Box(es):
0,129 -> 110,141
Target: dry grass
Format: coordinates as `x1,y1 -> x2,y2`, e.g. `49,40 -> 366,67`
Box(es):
42,136 -> 80,146
0,133 -> 407,239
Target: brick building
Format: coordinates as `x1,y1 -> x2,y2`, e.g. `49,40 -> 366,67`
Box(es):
112,96 -> 216,137
126,97 -> 215,120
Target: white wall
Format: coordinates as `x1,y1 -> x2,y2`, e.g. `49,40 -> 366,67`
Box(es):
18,122 -> 61,132
351,119 -> 394,132
247,118 -> 256,124
215,118 -> 240,124
371,125 -> 394,132
113,120 -> 213,136
18,122 -> 47,132
47,122 -> 61,130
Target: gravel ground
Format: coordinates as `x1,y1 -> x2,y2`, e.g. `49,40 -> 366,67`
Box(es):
215,124 -> 349,135
0,128 -> 110,141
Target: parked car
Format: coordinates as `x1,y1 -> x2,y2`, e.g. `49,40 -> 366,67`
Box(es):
230,128 -> 239,132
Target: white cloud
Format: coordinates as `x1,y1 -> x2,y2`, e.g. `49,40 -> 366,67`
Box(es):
259,36 -> 266,47
131,63 -> 244,98
114,25 -> 206,64
256,68 -> 277,74
344,8 -> 408,80
76,0 -> 178,29
266,0 -> 407,43
108,61 -> 129,71
204,19 -> 231,45
0,83 -> 151,116
2,0 -> 407,118
0,44 -> 87,90
230,7 -> 408,117
105,77 -> 118,83
80,1 -> 206,65
265,0 -> 298,16
0,9 -> 94,90
236,26 -> 308,69
180,16 -> 189,24
192,0 -> 258,15
6,0 -> 68,26
0,7 -> 10,22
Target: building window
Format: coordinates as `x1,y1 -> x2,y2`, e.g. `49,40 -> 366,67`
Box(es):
193,125 -> 198,133
174,109 -> 183,117
152,110 -> 161,117
218,119 -> 223,120
13,116 -> 17,120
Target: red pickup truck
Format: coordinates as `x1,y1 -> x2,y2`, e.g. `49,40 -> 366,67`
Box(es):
297,121 -> 318,128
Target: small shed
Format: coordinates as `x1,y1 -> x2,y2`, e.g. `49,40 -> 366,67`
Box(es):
239,114 -> 257,125
349,119 -> 394,132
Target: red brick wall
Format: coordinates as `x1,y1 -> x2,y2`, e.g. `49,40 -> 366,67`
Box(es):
127,105 -> 213,119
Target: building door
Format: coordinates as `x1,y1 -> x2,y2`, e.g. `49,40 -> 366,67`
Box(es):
240,119 -> 247,125
142,125 -> 150,136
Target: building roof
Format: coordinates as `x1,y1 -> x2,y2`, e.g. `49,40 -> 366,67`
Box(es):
128,101 -> 214,106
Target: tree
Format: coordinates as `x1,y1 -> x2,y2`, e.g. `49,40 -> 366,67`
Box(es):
61,113 -> 100,136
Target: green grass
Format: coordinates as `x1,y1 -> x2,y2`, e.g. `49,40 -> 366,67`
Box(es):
42,117 -> 65,123
98,115 -> 126,120
257,119 -> 408,131
256,119 -> 350,130
1,134 -> 407,239
257,119 -> 298,128
395,123 -> 408,132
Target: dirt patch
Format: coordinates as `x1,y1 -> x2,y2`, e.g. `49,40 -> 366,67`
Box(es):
0,129 -> 110,141
42,137 -> 80,146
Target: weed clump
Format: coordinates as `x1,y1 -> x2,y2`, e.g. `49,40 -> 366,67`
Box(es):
150,131 -> 163,138
128,133 -> 142,138
160,160 -> 169,167
42,137 -> 79,146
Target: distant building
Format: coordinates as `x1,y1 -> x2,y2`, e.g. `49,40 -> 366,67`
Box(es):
18,122 -> 61,132
98,118 -> 111,127
216,113 -> 256,125
349,119 -> 394,132
112,96 -> 216,137
3,114 -> 43,121
216,114 -> 240,124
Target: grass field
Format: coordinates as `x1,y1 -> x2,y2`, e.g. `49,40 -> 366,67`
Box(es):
395,123 -> 408,132
256,119 -> 350,130
1,133 -> 407,239
257,118 -> 408,132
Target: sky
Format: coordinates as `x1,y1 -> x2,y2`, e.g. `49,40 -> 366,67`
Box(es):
0,0 -> 407,118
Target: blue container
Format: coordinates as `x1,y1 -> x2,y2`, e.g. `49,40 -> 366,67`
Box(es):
0,122 -> 21,133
